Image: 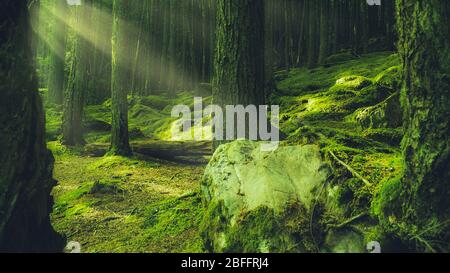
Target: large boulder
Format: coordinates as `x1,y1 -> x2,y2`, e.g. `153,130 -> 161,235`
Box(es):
200,140 -> 334,252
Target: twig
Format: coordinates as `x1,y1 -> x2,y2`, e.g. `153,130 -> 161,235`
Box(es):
329,151 -> 371,186
327,212 -> 368,230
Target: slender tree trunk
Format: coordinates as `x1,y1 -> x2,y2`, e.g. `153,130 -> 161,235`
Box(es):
62,2 -> 92,146
110,0 -> 132,156
318,0 -> 330,65
307,0 -> 318,68
47,0 -> 67,104
0,0 -> 64,252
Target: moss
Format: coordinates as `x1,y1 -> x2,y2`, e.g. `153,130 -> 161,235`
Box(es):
131,95 -> 171,110
374,66 -> 401,89
89,180 -> 124,195
363,128 -> 403,146
87,155 -> 158,171
372,174 -> 404,222
324,51 -> 357,65
50,140 -> 206,253
276,52 -> 399,96
45,105 -> 63,140
47,140 -> 85,159
200,201 -> 322,253
330,76 -> 373,93
199,200 -> 229,252
142,193 -> 205,252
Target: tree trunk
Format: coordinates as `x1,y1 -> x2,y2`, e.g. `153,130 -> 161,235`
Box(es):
213,0 -> 265,148
110,0 -> 132,156
0,0 -> 64,252
47,0 -> 67,105
397,0 -> 450,250
318,0 -> 330,65
62,2 -> 92,146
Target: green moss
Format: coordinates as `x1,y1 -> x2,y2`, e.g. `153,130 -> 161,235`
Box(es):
45,105 -> 63,140
324,51 -> 357,65
276,52 -> 399,96
330,75 -> 373,93
131,95 -> 171,110
87,155 -> 158,171
374,66 -> 401,89
142,192 -> 205,252
200,201 -> 321,253
47,140 -> 85,159
199,200 -> 229,252
363,128 -> 403,146
372,174 -> 404,222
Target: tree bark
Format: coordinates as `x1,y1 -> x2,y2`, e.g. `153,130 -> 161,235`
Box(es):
110,0 -> 132,156
0,0 -> 64,252
62,2 -> 92,146
47,0 -> 67,105
213,0 -> 265,148
397,0 -> 450,249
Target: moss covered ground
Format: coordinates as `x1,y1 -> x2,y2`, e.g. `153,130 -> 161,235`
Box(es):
46,51 -> 405,252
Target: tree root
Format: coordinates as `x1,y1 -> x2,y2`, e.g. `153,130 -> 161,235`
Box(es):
329,151 -> 371,186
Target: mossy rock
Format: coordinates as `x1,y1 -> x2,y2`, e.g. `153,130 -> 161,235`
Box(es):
331,76 -> 373,93
200,140 -> 332,252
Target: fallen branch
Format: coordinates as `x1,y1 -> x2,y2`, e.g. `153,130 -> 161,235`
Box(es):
329,151 -> 371,186
327,212 -> 368,230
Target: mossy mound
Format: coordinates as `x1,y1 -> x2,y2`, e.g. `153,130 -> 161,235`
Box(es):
44,91 -> 203,143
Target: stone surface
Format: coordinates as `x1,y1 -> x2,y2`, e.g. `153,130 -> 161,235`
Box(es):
200,140 -> 332,252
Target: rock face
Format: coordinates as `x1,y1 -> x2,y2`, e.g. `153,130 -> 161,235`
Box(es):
200,140 -> 332,252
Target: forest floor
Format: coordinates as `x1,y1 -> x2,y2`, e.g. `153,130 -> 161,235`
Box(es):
49,140 -> 207,253
46,50 -> 404,253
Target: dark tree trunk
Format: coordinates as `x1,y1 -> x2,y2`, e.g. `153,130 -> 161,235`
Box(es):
110,0 -> 132,156
397,0 -> 450,250
0,0 -> 64,252
213,0 -> 265,148
318,0 -> 330,65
